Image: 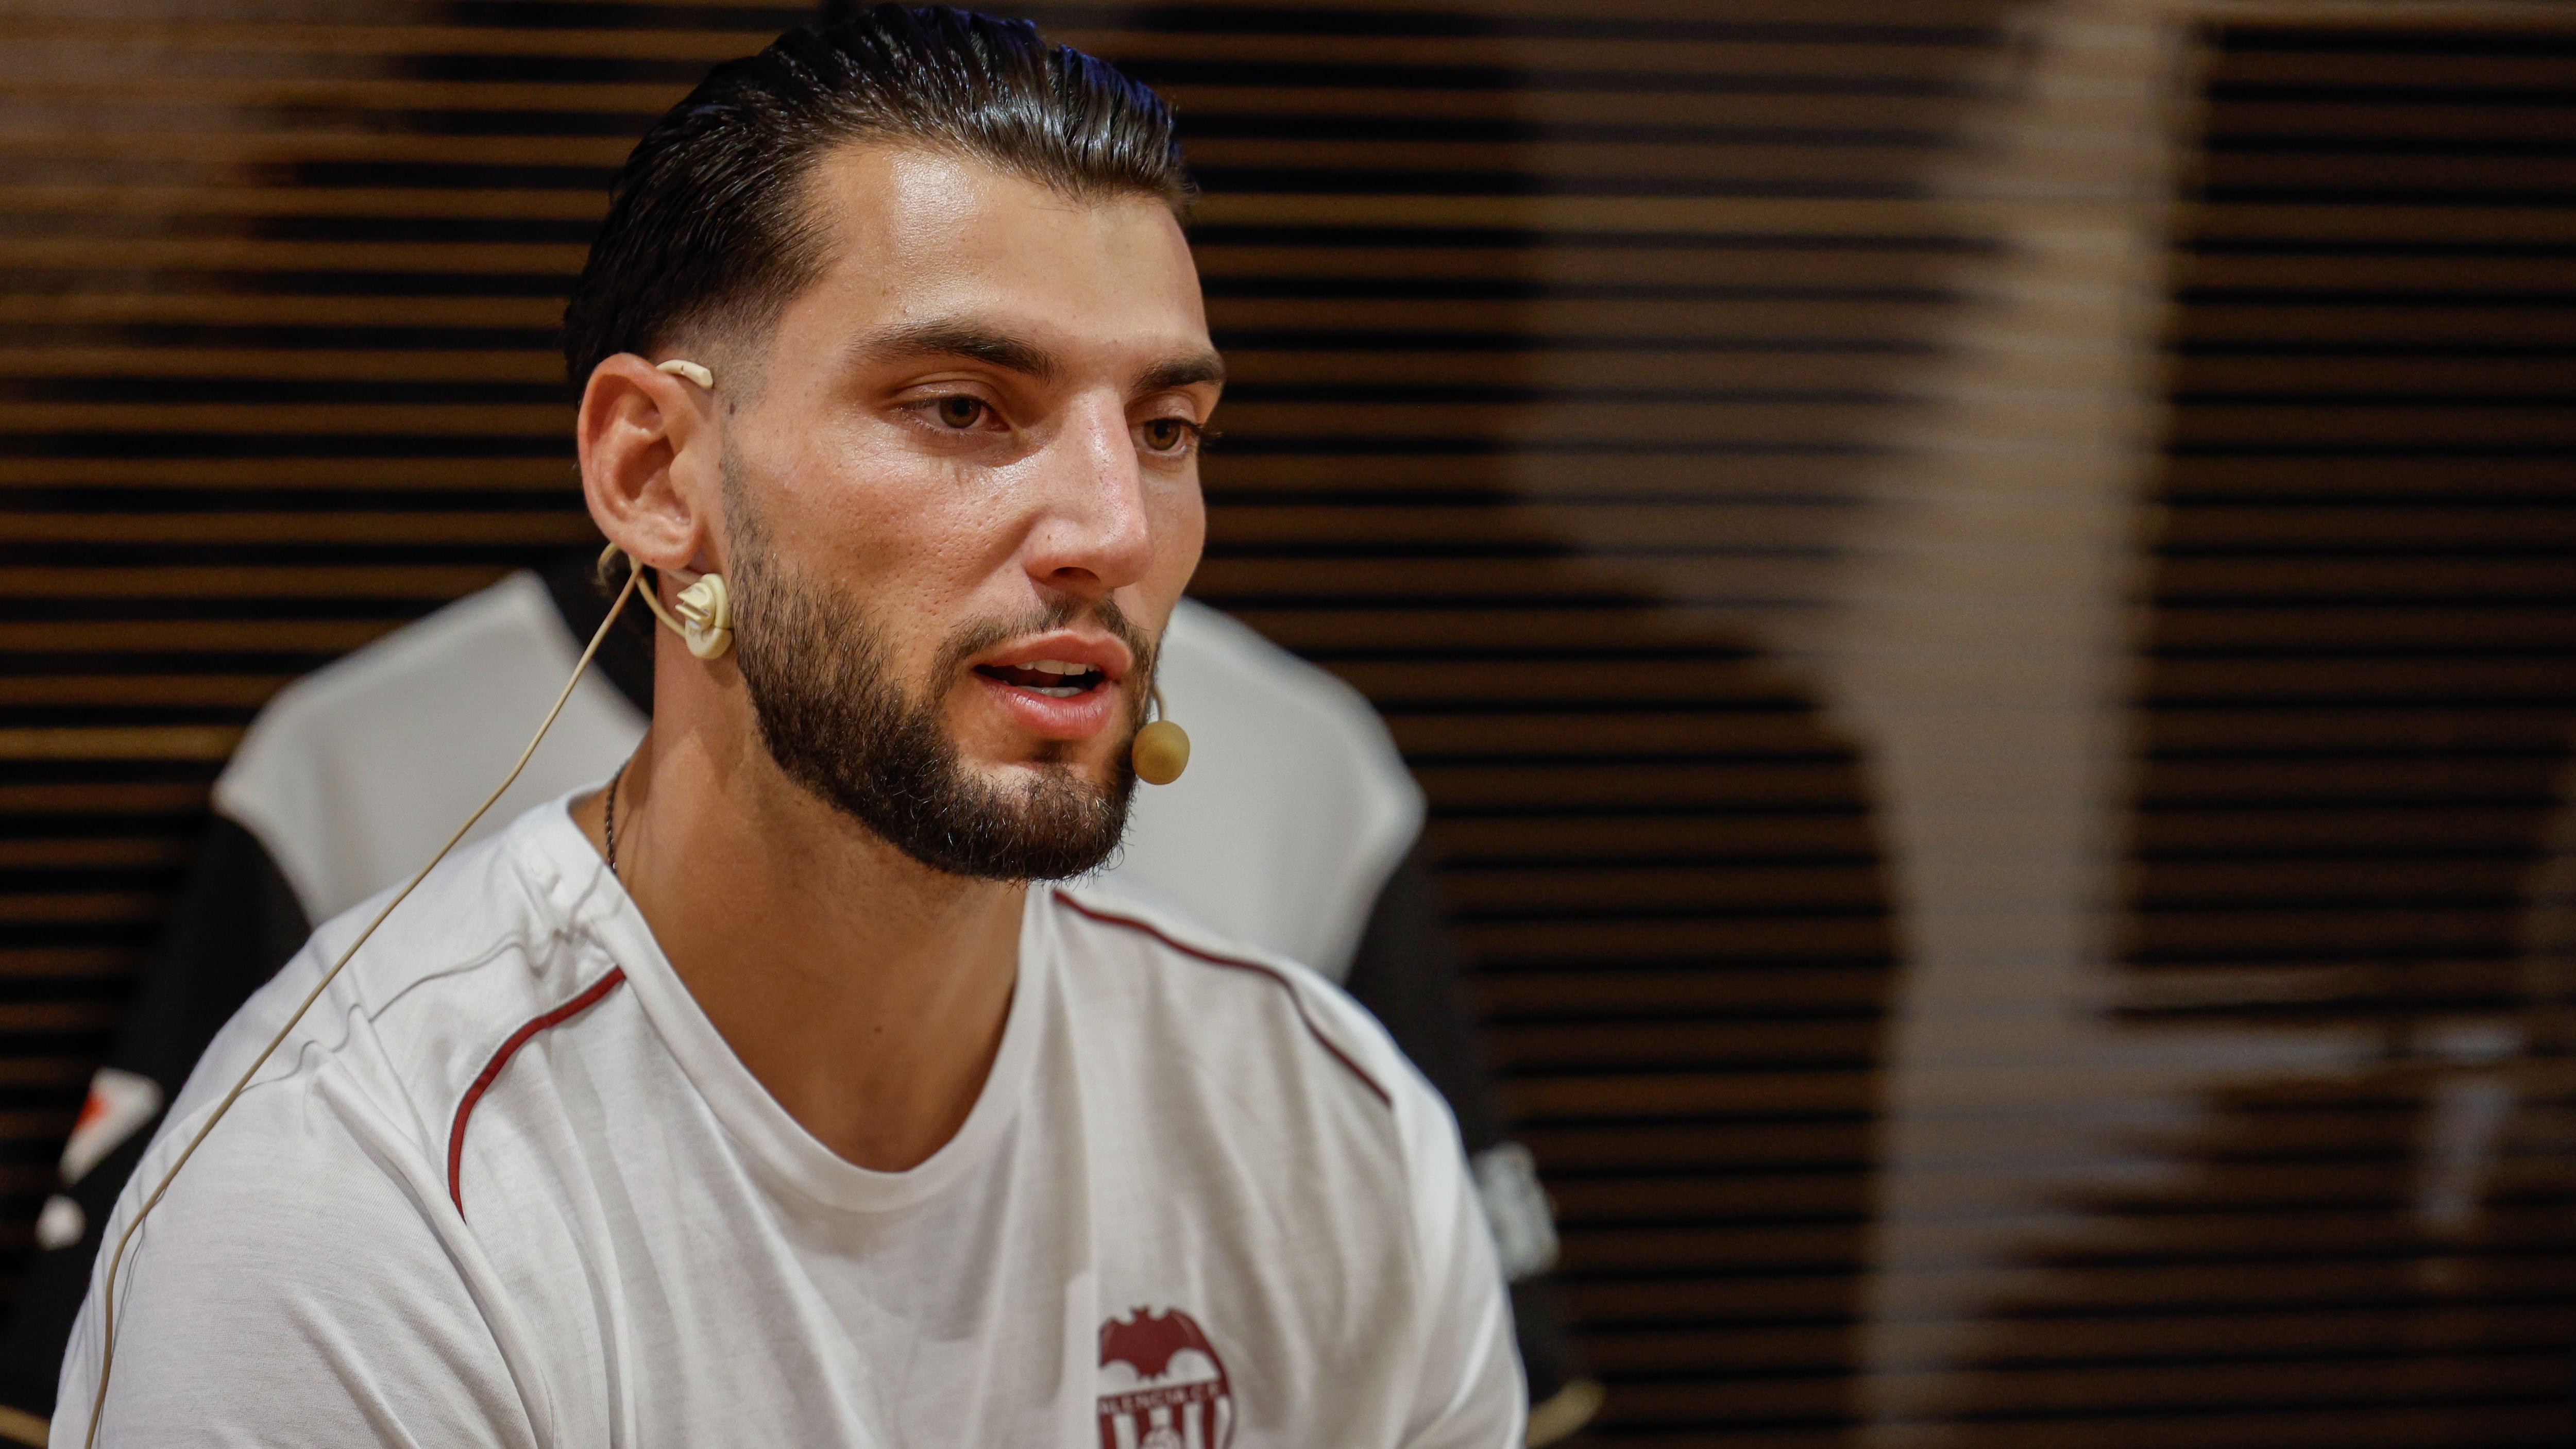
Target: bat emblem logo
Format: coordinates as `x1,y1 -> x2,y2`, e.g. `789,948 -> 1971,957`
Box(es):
1097,1305 -> 1233,1449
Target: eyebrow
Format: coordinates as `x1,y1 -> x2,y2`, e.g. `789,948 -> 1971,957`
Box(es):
855,318 -> 1225,397
1138,352 -> 1227,395
859,321 -> 1062,381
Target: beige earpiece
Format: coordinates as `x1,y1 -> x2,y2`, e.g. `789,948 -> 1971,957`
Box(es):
1132,686 -> 1189,785
656,358 -> 715,390
605,543 -> 734,660
671,574 -> 733,660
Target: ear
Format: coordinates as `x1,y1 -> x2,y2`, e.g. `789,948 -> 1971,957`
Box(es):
579,352 -> 722,573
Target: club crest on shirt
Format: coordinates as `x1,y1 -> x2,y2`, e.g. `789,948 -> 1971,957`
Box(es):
1097,1305 -> 1232,1449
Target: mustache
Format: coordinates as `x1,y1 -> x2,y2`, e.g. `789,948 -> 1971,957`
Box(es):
936,596 -> 1156,687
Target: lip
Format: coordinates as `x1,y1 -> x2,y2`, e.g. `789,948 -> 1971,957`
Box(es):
964,630 -> 1133,742
964,631 -> 1133,684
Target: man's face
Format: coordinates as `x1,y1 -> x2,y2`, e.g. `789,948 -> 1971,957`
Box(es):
711,146 -> 1216,878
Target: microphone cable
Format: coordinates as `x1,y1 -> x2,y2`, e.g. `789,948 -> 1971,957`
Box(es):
80,559 -> 643,1448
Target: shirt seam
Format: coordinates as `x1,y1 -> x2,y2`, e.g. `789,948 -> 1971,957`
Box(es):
1051,892 -> 1394,1109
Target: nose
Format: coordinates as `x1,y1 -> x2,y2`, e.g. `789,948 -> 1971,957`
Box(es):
1021,393 -> 1155,601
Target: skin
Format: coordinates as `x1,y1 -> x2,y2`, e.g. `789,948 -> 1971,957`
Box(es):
572,144 -> 1218,1171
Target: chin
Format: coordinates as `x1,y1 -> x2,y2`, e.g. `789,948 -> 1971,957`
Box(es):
957,743 -> 1098,784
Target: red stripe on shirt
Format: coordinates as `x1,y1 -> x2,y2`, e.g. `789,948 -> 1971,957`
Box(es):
447,968 -> 626,1217
1054,895 -> 1393,1108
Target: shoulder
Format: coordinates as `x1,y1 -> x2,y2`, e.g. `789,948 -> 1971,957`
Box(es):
61,1043 -> 543,1447
168,803 -> 628,1169
1045,883 -> 1426,1125
1045,884 -> 1488,1290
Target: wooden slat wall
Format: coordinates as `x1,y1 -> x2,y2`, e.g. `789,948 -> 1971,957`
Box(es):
11,3 -> 2574,1446
1924,21 -> 2576,1449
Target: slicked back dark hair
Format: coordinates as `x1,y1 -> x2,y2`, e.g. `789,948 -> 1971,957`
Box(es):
562,5 -> 1190,390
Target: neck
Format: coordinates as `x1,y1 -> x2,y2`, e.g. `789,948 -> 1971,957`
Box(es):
577,718 -> 1024,1172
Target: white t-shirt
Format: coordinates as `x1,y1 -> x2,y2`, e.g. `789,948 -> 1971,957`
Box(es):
57,799 -> 1523,1448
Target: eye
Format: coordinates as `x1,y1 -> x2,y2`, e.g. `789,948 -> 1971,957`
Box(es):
931,395 -> 987,430
1138,417 -> 1201,456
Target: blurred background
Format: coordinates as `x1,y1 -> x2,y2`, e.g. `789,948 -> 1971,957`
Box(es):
3,0 -> 2574,1443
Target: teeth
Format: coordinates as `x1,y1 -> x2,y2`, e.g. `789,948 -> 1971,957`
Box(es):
1029,684 -> 1083,698
1015,659 -> 1087,676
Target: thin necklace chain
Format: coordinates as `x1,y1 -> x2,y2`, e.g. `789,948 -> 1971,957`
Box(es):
603,757 -> 631,876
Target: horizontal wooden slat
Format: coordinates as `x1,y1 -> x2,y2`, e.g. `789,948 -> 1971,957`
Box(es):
1494,1019 -> 1882,1067
2163,454 -> 2576,498
1511,1069 -> 1878,1120
0,512 -> 589,545
2201,149 -> 2576,193
1391,711 -> 1872,757
1431,814 -> 1879,862
0,405 -> 571,436
2174,353 -> 2576,396
0,293 -> 564,328
0,132 -> 634,166
0,620 -> 397,652
1462,916 -> 1893,965
0,838 -> 187,869
0,458 -> 575,490
0,185 -> 605,220
2161,507 -> 2576,548
2156,607 -> 2576,648
1452,864 -> 1886,913
1193,193 -> 1997,239
2143,658 -> 2576,701
2175,304 -> 2576,346
1482,967 -> 1893,1016
2205,98 -> 2576,144
2132,807 -> 2565,852
0,21 -> 2011,80
2179,251 -> 2576,296
2170,403 -> 2576,447
0,238 -> 589,274
0,727 -> 243,761
0,676 -> 290,707
0,566 -> 510,599
1196,555 -> 1842,604
1215,500 -> 1890,548
1197,244 -> 1977,290
2145,705 -> 2576,750
2219,45 -> 2576,91
2139,758 -> 2566,801
2129,856 -> 2538,900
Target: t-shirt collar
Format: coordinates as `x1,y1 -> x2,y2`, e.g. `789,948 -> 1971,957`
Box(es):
521,789 -> 1051,1214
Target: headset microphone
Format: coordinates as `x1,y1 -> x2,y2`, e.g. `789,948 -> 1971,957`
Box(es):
1132,689 -> 1189,785
622,360 -> 738,659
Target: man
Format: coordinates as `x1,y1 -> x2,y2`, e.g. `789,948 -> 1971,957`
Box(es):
5,565 -> 1586,1439
55,11 -> 1524,1445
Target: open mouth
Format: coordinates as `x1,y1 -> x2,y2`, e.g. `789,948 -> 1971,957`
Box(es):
974,659 -> 1111,699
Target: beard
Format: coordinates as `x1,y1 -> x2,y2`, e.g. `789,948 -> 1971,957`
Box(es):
723,497 -> 1148,883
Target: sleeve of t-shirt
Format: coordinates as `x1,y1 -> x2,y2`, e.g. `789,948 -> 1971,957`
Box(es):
1392,1073 -> 1529,1448
52,1074 -> 543,1449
